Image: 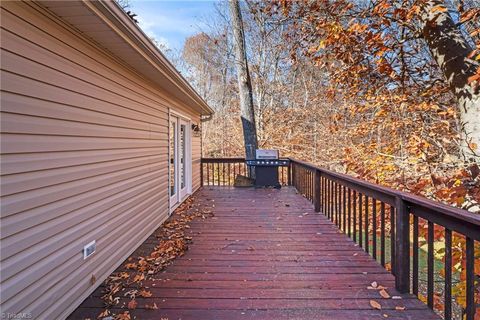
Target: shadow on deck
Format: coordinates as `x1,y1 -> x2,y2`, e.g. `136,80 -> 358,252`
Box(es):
70,186 -> 439,320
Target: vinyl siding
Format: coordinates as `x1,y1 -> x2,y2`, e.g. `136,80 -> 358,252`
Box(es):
0,1 -> 202,319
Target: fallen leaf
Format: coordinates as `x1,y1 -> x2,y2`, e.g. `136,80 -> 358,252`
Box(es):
97,309 -> 110,318
133,273 -> 145,283
370,300 -> 382,310
145,302 -> 159,310
116,311 -> 131,320
139,289 -> 153,298
379,289 -> 390,299
395,306 -> 406,311
127,299 -> 137,310
125,263 -> 137,270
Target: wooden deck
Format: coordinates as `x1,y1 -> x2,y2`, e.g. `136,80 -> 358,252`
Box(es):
70,187 -> 439,320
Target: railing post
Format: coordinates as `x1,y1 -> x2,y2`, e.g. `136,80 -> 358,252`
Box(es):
314,169 -> 321,212
394,196 -> 410,293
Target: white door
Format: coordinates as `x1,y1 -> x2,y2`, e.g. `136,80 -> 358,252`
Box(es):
178,119 -> 189,200
169,117 -> 178,207
169,115 -> 190,210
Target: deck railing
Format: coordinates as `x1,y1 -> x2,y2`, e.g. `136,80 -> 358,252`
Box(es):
200,157 -> 479,320
201,157 -> 289,186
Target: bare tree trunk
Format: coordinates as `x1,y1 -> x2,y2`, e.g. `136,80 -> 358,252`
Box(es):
229,0 -> 258,163
420,0 -> 480,159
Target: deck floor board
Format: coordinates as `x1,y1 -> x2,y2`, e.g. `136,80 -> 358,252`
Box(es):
69,187 -> 439,320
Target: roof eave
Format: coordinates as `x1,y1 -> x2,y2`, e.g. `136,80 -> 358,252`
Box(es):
42,0 -> 214,116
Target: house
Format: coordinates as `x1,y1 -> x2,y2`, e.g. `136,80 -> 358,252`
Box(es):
0,1 -> 213,319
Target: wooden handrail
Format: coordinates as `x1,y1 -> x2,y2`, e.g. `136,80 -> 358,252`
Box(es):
288,158 -> 480,239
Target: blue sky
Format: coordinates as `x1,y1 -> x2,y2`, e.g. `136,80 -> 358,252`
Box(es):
130,0 -> 217,51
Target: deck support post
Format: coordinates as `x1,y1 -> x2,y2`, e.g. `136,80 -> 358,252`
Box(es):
394,196 -> 410,293
314,169 -> 321,212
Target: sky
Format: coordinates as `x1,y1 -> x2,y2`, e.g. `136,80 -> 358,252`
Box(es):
130,0 -> 217,52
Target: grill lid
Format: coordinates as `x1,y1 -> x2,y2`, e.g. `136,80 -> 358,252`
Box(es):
256,149 -> 279,160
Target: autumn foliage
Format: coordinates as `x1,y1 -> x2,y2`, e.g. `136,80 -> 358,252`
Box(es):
176,0 -> 479,318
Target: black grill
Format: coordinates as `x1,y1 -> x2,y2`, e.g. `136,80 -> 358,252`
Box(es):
246,151 -> 289,188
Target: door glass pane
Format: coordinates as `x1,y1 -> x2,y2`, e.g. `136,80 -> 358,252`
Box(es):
180,124 -> 186,189
170,121 -> 176,197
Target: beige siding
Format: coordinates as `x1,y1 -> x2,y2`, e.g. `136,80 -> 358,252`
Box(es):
0,2 -> 202,319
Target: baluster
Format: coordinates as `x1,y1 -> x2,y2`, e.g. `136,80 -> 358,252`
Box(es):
314,170 -> 321,212
413,215 -> 419,296
331,181 -> 334,223
228,162 -> 231,185
466,237 -> 475,320
353,190 -> 357,242
427,221 -> 434,309
444,228 -> 452,320
394,198 -> 410,293
308,170 -> 311,200
372,199 -> 377,260
233,163 -> 236,183
347,188 -> 352,237
358,193 -> 363,248
223,162 -> 226,186
323,177 -> 327,216
207,162 -> 210,185
343,185 -> 347,233
312,172 -> 315,201
288,162 -> 292,186
336,183 -> 340,226
309,170 -> 312,200
307,170 -> 310,200
365,195 -> 369,253
390,206 -> 396,276
380,202 -> 385,266
330,179 -> 333,221
319,174 -> 323,211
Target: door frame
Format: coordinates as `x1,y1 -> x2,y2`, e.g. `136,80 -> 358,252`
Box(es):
168,109 -> 192,213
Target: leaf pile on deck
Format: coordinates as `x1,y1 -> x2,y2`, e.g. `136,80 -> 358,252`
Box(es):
97,195 -> 214,319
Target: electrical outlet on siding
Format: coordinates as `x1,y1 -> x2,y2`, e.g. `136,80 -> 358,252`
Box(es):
83,240 -> 96,259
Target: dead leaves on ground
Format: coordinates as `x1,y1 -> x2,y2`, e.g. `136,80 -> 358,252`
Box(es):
379,289 -> 391,299
370,299 -> 382,310
368,281 -> 405,313
97,196 -> 214,319
127,299 -> 137,310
